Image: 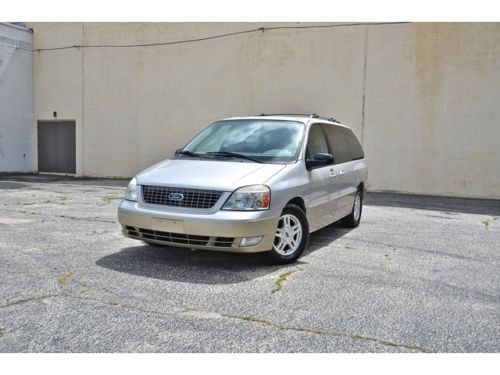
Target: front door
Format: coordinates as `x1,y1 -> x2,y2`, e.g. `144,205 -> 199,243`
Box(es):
303,124 -> 340,231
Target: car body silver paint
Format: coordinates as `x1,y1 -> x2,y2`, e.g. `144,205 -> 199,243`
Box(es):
118,115 -> 368,252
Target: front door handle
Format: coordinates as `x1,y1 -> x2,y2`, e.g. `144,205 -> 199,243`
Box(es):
330,168 -> 336,178
339,169 -> 345,178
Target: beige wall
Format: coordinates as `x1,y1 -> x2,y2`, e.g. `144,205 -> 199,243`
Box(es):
29,22 -> 500,199
32,23 -> 84,175
364,23 -> 500,198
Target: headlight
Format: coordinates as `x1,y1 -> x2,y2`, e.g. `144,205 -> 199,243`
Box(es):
125,177 -> 138,201
223,185 -> 270,211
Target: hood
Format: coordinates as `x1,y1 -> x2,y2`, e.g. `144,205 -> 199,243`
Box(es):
137,159 -> 286,191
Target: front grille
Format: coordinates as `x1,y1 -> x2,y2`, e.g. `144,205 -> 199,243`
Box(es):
141,185 -> 223,209
125,226 -> 234,248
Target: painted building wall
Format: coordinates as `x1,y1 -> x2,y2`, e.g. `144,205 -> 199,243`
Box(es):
363,23 -> 500,198
28,22 -> 500,199
0,23 -> 33,173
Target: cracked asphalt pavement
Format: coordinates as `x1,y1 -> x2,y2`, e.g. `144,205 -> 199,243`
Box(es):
0,175 -> 499,352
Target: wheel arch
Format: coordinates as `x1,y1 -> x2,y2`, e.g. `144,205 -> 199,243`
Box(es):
358,182 -> 365,200
286,197 -> 306,213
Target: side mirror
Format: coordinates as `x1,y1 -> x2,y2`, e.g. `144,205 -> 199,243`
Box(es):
306,153 -> 334,170
174,148 -> 182,156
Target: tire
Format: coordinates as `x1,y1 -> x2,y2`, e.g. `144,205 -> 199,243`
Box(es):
267,204 -> 309,264
341,187 -> 363,228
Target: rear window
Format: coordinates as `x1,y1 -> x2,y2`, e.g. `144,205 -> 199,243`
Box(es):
342,128 -> 365,160
321,124 -> 365,163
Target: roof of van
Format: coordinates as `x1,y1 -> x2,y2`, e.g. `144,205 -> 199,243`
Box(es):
222,113 -> 348,127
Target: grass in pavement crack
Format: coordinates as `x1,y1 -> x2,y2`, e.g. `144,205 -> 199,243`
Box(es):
61,293 -> 172,318
0,294 -> 59,309
271,269 -> 300,294
482,216 -> 498,229
240,316 -> 274,325
217,311 -> 433,353
1,208 -> 115,223
97,196 -> 123,206
57,271 -> 73,286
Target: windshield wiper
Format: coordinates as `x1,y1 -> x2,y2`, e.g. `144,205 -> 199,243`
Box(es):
206,151 -> 263,163
176,150 -> 210,158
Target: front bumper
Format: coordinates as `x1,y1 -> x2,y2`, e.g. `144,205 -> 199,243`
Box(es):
118,200 -> 279,253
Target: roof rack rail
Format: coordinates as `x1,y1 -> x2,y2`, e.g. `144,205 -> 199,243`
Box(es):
258,113 -> 339,123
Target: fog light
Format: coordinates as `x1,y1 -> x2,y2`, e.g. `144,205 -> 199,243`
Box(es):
240,236 -> 263,247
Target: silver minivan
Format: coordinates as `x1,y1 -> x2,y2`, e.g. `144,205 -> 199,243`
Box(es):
118,114 -> 367,263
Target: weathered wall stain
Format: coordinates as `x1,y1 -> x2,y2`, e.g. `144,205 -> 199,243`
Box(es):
364,22 -> 500,198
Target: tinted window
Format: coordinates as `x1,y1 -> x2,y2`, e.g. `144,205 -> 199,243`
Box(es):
321,124 -> 351,164
342,128 -> 365,160
306,124 -> 329,159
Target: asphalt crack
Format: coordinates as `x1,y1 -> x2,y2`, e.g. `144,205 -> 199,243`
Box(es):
1,208 -> 115,223
271,268 -> 301,294
97,196 -> 123,206
0,290 -> 433,353
181,308 -> 433,353
0,294 -> 59,309
0,290 -> 172,320
60,293 -> 175,318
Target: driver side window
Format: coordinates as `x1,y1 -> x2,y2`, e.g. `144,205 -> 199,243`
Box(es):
306,124 -> 328,159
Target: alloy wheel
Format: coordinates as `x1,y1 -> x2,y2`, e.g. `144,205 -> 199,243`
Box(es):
273,214 -> 303,256
353,192 -> 361,222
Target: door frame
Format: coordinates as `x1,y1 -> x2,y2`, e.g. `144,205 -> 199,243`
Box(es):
34,119 -> 82,176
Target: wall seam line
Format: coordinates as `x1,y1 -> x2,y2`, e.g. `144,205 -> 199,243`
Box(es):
81,23 -> 85,176
361,24 -> 368,145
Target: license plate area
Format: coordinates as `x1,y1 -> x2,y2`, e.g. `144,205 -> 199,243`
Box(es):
151,218 -> 185,233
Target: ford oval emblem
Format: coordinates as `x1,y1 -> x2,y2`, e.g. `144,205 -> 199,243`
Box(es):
168,192 -> 184,201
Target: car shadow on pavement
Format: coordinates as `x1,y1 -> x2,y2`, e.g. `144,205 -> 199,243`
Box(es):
96,243 -> 304,284
303,222 -> 354,255
95,222 -> 351,284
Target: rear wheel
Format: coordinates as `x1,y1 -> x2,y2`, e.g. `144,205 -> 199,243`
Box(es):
341,188 -> 363,228
267,204 -> 309,264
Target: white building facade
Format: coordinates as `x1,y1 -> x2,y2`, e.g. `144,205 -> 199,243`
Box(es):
0,23 -> 33,173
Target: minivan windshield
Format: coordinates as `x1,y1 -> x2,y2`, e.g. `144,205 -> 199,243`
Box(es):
180,119 -> 305,163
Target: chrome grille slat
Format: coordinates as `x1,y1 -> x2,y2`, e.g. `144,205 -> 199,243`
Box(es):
141,185 -> 223,209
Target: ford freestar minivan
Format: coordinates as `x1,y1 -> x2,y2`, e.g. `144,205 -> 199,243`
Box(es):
118,114 -> 367,263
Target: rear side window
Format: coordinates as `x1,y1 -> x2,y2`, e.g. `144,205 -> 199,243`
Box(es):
342,128 -> 365,160
321,124 -> 351,164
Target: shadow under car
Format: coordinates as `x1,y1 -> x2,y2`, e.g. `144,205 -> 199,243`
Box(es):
96,222 -> 353,284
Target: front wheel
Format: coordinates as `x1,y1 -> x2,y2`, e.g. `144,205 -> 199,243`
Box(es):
341,188 -> 363,228
267,204 -> 309,264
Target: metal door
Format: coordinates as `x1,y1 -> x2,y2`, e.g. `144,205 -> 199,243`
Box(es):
37,121 -> 76,174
